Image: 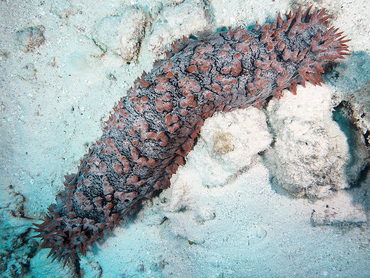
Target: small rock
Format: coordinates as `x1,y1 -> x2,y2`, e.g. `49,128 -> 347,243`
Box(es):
16,25 -> 45,52
79,257 -> 103,278
18,63 -> 37,81
254,226 -> 267,239
50,1 -> 79,18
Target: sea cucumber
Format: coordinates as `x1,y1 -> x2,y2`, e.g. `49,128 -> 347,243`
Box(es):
33,6 -> 350,266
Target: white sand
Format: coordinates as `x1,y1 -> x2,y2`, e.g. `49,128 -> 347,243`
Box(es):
0,0 -> 369,277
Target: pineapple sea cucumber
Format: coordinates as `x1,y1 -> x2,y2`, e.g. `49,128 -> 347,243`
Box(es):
33,6 -> 350,265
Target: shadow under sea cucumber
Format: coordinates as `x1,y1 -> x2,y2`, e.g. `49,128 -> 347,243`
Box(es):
33,6 -> 350,266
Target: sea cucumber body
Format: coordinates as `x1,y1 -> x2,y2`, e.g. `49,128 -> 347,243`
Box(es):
34,7 -> 349,265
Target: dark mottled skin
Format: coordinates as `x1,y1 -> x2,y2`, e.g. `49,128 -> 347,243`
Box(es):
33,7 -> 350,265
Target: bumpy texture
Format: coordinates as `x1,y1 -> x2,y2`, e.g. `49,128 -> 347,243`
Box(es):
34,7 -> 350,266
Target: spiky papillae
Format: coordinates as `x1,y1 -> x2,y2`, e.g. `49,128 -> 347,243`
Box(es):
33,6 -> 350,266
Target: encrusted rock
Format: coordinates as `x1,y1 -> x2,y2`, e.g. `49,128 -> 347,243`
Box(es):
310,191 -> 367,227
144,0 -> 210,57
265,85 -> 351,199
92,6 -> 148,62
187,108 -> 271,187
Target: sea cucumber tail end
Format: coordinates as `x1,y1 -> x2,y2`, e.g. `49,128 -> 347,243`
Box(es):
277,6 -> 350,95
33,175 -> 104,267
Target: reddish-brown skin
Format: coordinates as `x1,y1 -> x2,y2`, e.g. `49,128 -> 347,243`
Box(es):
33,7 -> 350,266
